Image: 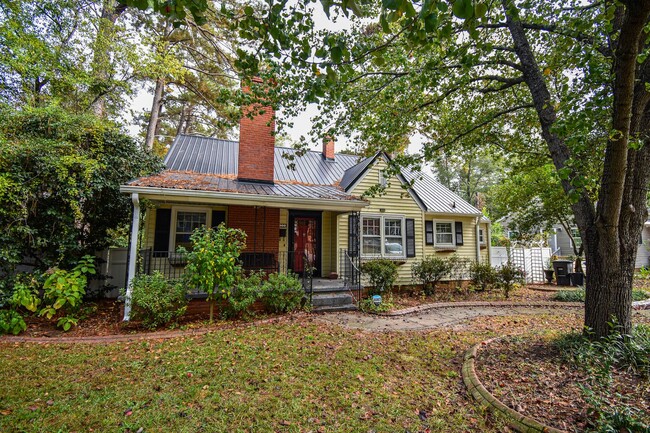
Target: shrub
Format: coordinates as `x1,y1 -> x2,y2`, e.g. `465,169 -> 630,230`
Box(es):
635,266 -> 649,280
0,310 -> 26,335
183,225 -> 247,322
126,272 -> 188,329
469,261 -> 497,292
361,259 -> 398,296
224,272 -> 264,319
448,256 -> 471,292
632,290 -> 649,301
554,289 -> 585,302
495,262 -> 525,299
261,272 -> 304,314
411,256 -> 452,295
358,295 -> 394,313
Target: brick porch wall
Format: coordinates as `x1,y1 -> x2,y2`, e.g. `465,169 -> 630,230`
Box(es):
228,205 -> 280,254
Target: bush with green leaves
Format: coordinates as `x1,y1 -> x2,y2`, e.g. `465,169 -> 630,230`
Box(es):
0,310 -> 26,335
261,272 -> 304,314
40,255 -> 96,330
636,266 -> 650,279
556,324 -> 650,431
495,262 -> 525,299
125,272 -> 188,330
469,261 -> 497,292
360,259 -> 398,296
554,289 -> 586,302
358,295 -> 394,313
182,225 -> 247,322
411,256 -> 452,295
224,272 -> 264,319
0,274 -> 41,335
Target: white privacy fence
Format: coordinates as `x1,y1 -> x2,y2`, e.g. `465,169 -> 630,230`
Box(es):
491,247 -> 552,284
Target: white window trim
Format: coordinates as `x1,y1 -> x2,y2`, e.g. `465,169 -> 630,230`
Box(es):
360,213 -> 406,259
479,227 -> 486,245
434,220 -> 455,247
170,206 -> 212,250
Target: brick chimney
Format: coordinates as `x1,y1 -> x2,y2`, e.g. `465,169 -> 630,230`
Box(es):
238,77 -> 275,183
323,136 -> 335,161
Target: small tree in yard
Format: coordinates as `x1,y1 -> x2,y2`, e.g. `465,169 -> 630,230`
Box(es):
360,259 -> 398,296
411,256 -> 452,295
496,262 -> 525,299
183,225 -> 246,322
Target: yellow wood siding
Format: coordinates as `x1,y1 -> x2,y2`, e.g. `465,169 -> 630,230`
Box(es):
321,211 -> 333,276
338,159 -> 425,285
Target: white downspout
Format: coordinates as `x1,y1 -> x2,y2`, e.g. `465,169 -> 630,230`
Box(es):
123,193 -> 140,321
486,221 -> 492,264
475,217 -> 481,262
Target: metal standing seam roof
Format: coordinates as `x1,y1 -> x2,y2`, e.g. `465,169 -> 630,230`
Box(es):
164,134 -> 362,185
145,134 -> 483,216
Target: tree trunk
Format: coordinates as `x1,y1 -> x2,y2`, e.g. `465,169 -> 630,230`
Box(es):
144,78 -> 165,150
503,0 -> 650,338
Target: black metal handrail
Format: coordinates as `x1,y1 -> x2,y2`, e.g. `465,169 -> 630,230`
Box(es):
301,252 -> 314,304
339,248 -> 362,302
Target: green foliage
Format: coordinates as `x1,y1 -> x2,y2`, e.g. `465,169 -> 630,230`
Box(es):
261,272 -> 304,314
636,266 -> 650,280
469,261 -> 497,292
0,309 -> 26,335
125,272 -> 188,329
556,325 -> 650,431
358,295 -> 394,313
224,272 -> 264,319
495,262 -> 525,299
554,289 -> 585,302
183,225 -> 246,321
0,106 -> 162,274
360,259 -> 398,296
38,255 -> 95,330
411,256 -> 452,295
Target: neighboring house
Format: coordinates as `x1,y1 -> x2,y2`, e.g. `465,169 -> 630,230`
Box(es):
119,98 -> 490,316
499,214 -> 650,270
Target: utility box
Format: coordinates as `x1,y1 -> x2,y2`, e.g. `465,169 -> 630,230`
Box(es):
552,260 -> 574,286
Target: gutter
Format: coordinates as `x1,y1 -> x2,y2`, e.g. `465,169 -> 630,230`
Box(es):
119,185 -> 368,211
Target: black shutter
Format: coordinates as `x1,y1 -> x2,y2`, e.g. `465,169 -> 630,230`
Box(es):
348,214 -> 359,257
153,208 -> 172,256
406,218 -> 416,258
455,221 -> 464,246
211,210 -> 226,228
425,221 -> 434,245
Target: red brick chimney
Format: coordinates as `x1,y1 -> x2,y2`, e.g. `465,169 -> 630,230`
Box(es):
323,136 -> 335,161
238,77 -> 275,183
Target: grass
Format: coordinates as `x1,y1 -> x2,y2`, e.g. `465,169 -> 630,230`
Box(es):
553,288 -> 650,303
0,319 -> 506,433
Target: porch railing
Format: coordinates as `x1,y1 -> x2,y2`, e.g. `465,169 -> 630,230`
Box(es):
339,248 -> 362,301
137,249 -> 316,294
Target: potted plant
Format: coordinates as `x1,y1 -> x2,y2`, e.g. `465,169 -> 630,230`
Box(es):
570,256 -> 585,286
544,258 -> 554,284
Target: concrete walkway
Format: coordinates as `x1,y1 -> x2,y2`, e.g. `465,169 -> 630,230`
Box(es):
314,304 -> 650,332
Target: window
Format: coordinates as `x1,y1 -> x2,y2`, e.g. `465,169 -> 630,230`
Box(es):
361,215 -> 405,257
175,211 -> 207,250
425,221 -> 434,245
479,228 -> 485,244
571,227 -> 582,249
435,222 -> 454,246
378,171 -> 388,187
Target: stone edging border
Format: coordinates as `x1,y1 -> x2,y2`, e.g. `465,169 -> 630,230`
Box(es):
462,338 -> 568,433
378,301 -> 585,317
0,315 -> 290,345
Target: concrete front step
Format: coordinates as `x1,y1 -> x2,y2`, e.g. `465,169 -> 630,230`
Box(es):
311,292 -> 356,312
312,304 -> 358,313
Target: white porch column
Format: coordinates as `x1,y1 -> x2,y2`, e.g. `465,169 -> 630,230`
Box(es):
475,217 -> 481,262
123,193 -> 140,321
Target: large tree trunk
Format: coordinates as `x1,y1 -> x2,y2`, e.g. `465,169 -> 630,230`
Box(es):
144,78 -> 165,150
504,0 -> 650,338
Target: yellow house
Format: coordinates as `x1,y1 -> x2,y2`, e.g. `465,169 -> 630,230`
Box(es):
120,103 -> 490,318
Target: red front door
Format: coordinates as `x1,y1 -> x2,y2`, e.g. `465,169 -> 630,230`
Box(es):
292,217 -> 318,274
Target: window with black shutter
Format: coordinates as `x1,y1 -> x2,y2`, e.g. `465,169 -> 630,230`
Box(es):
153,208 -> 172,257
425,220 -> 434,245
455,221 -> 464,246
348,214 -> 359,257
406,218 -> 416,258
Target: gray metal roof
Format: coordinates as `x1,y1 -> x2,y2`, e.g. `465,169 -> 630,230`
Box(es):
402,169 -> 482,216
155,134 -> 482,216
164,134 -> 361,185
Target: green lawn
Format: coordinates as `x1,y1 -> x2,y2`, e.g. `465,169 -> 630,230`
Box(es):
0,316 -> 572,433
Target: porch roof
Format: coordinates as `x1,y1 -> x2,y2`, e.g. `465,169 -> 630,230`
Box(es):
121,170 -> 368,211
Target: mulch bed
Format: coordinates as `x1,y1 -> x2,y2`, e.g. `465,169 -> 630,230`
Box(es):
475,335 -> 650,432
389,285 -> 557,310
